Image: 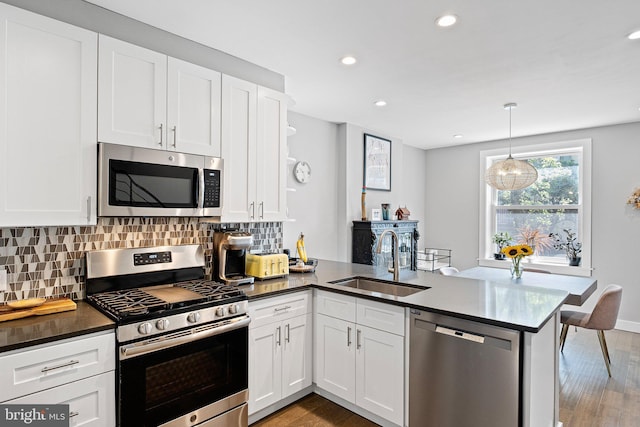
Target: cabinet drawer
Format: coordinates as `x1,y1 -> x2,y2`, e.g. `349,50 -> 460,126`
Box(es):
0,332 -> 115,402
6,371 -> 115,427
249,290 -> 311,329
314,289 -> 356,322
357,298 -> 405,336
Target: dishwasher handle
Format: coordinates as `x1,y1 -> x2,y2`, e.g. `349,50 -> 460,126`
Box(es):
435,325 -> 485,344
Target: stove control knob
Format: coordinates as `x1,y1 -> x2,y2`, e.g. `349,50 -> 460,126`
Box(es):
138,322 -> 153,335
156,319 -> 170,330
187,312 -> 201,324
228,304 -> 239,315
215,307 -> 226,317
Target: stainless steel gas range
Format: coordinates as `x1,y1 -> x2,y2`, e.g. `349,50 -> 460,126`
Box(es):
85,244 -> 249,427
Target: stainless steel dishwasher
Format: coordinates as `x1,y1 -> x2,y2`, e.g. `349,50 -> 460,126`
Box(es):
409,309 -> 521,427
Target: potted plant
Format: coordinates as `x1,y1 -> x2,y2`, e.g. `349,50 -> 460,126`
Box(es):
492,232 -> 512,260
550,228 -> 582,266
517,225 -> 554,256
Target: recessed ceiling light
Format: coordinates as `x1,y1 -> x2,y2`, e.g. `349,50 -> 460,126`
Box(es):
628,30 -> 640,40
340,56 -> 357,65
453,134 -> 463,139
436,14 -> 457,27
374,100 -> 387,107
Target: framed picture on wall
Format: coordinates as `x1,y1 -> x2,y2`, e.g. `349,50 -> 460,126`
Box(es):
363,133 -> 391,191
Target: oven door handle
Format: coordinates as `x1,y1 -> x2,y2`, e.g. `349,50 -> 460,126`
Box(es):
120,315 -> 251,360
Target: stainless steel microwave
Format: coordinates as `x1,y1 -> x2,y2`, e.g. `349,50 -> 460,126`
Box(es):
98,143 -> 223,217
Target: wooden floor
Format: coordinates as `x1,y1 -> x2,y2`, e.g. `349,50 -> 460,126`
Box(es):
251,328 -> 640,427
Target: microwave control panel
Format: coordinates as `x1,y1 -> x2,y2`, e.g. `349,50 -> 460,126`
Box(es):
203,169 -> 221,208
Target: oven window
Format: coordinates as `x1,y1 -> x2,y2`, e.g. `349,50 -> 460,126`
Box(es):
119,326 -> 248,427
110,159 -> 198,208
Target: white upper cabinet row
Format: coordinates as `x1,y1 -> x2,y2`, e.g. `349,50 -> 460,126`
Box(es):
0,3 -> 287,227
98,35 -> 222,157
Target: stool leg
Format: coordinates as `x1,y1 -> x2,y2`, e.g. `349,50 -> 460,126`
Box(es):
597,330 -> 612,377
559,323 -> 569,352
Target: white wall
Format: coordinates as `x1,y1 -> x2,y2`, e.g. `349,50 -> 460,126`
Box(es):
425,121 -> 640,331
284,114 -> 427,263
283,112 -> 340,260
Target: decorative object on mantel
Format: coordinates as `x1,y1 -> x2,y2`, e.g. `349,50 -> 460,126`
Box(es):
363,133 -> 391,191
371,208 -> 382,221
626,187 -> 640,209
550,228 -> 582,266
485,103 -> 538,191
492,232 -> 513,260
381,203 -> 391,220
502,244 -> 534,279
395,206 -> 411,220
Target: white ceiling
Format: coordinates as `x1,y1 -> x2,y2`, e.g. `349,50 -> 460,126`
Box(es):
85,0 -> 640,150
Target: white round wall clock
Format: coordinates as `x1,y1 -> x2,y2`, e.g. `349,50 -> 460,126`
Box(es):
294,161 -> 312,183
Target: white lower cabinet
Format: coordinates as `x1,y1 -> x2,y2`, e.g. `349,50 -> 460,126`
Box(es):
314,290 -> 405,426
7,371 -> 115,427
0,331 -> 116,426
248,291 -> 312,415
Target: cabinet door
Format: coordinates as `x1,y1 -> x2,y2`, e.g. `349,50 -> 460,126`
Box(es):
0,3 -> 97,226
7,371 -> 115,427
256,86 -> 287,221
282,313 -> 312,398
314,314 -> 355,402
248,322 -> 282,414
355,325 -> 404,425
167,57 -> 221,156
221,74 -> 257,221
98,34 -> 167,149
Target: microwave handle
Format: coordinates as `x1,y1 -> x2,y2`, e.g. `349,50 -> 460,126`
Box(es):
198,169 -> 205,209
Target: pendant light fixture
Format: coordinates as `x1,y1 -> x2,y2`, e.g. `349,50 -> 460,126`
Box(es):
484,103 -> 538,191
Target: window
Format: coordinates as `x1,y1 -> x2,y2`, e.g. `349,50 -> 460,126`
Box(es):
479,139 -> 592,276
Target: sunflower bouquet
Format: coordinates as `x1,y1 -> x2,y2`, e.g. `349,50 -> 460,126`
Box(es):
501,244 -> 534,279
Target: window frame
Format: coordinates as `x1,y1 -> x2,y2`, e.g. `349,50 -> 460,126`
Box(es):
478,138 -> 592,277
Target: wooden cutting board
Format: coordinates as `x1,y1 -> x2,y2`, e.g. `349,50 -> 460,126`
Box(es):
0,298 -> 77,322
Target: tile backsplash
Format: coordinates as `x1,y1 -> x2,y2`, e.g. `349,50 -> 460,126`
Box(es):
0,218 -> 283,302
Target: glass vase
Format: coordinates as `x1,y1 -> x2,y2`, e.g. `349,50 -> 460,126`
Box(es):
510,258 -> 523,279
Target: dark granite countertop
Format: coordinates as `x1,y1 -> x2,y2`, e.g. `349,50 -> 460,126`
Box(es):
0,259 -> 594,354
0,301 -> 115,353
241,259 -> 595,333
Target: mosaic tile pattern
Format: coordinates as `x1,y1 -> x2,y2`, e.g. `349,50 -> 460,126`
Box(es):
0,218 -> 283,302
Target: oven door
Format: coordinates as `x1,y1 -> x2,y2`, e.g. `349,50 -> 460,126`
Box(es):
118,318 -> 249,427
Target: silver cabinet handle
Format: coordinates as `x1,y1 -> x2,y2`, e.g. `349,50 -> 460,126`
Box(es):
276,326 -> 281,346
69,411 -> 79,418
171,125 -> 177,147
347,326 -> 352,347
159,123 -> 164,146
86,196 -> 91,222
259,201 -> 264,219
356,329 -> 362,350
285,324 -> 290,343
41,360 -> 79,373
250,202 -> 255,219
274,305 -> 291,312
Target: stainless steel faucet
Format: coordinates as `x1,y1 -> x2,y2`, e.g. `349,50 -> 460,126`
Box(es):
376,229 -> 400,281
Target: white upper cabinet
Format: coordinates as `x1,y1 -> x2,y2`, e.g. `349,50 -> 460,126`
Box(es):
256,86 -> 288,221
0,3 -> 97,226
167,57 -> 221,156
98,35 -> 221,156
221,75 -> 287,222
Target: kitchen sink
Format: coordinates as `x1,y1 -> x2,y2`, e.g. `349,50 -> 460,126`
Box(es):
328,276 -> 427,297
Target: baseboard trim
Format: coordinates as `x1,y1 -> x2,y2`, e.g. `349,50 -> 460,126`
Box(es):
615,320 -> 640,333
313,386 -> 401,427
